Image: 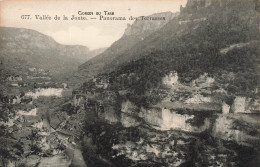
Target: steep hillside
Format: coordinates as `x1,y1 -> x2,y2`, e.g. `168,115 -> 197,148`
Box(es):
1,1 -> 259,166
72,1 -> 260,166
0,27 -> 92,79
78,12 -> 178,77
79,0 -> 260,79
98,0 -> 260,97
108,0 -> 259,71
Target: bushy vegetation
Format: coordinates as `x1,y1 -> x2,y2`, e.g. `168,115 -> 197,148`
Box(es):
79,1 -> 260,166
105,4 -> 260,102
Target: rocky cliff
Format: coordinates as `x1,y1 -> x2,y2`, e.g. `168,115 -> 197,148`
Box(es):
123,12 -> 177,37
74,1 -> 260,166
2,0 -> 259,166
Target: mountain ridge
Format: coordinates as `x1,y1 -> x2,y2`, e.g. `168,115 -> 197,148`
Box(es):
78,11 -> 179,77
0,26 -> 101,80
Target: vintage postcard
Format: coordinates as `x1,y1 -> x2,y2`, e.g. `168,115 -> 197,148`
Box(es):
0,0 -> 259,166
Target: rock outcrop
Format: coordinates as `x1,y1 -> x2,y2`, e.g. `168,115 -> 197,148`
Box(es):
124,12 -> 177,37
222,102 -> 230,114
162,71 -> 179,87
25,88 -> 63,99
230,96 -> 257,113
212,114 -> 260,146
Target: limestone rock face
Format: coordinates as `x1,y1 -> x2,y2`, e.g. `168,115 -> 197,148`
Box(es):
185,94 -> 212,104
120,113 -> 140,128
212,114 -> 260,146
138,107 -> 162,126
231,97 -> 246,113
186,0 -> 234,9
230,96 -> 252,113
160,108 -> 194,131
121,100 -> 138,114
25,88 -> 63,99
139,107 -> 210,132
222,102 -> 230,114
162,71 -> 179,87
124,12 -> 177,37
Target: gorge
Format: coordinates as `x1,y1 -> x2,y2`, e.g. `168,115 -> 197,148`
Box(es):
1,0 -> 260,166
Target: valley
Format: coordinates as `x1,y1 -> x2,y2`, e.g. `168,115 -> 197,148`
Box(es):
0,64 -> 87,166
1,0 -> 260,166
1,57 -> 260,166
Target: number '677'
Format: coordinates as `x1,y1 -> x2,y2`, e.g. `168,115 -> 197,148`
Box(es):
21,15 -> 30,19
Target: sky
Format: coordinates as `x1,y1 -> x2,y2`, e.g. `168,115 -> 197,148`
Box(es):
0,0 -> 187,50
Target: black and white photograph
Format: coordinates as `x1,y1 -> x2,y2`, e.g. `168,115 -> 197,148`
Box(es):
0,0 -> 260,166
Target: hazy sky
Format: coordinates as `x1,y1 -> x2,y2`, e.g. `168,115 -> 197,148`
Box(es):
0,0 -> 187,50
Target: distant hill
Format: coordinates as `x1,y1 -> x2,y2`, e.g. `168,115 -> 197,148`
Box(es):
0,27 -> 94,79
